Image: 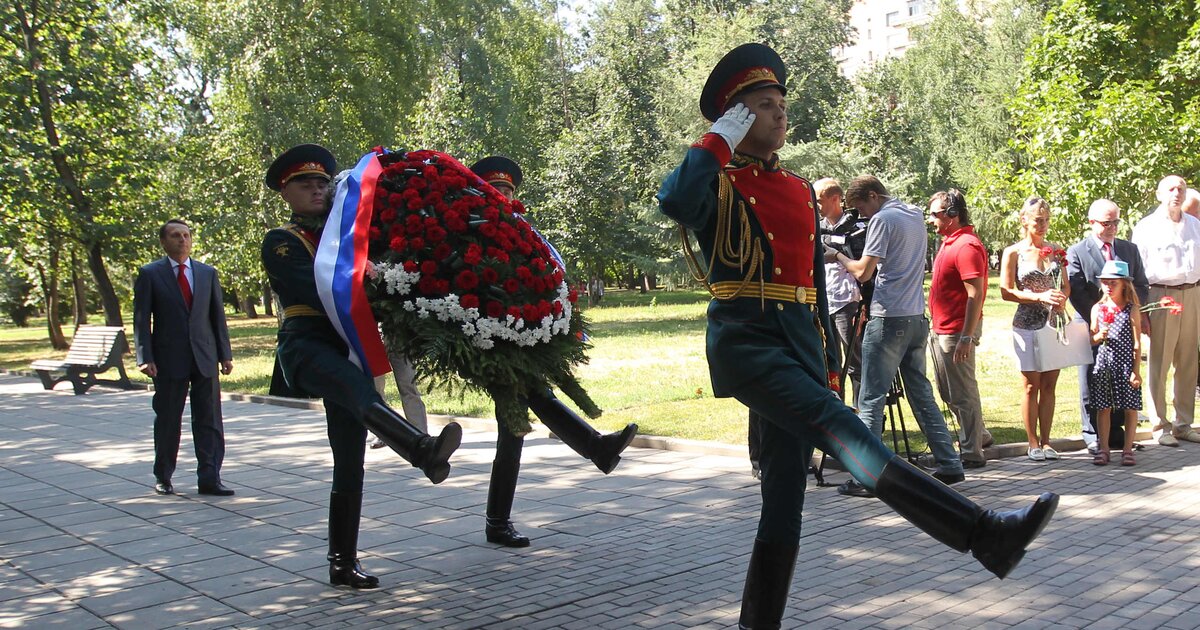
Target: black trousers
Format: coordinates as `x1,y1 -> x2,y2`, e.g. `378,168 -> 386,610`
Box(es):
152,363 -> 225,486
281,334 -> 382,494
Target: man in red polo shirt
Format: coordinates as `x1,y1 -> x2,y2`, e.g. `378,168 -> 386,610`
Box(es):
927,189 -> 992,469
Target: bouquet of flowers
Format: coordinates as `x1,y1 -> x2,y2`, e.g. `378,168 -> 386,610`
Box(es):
1141,296 -> 1184,315
360,149 -> 599,435
1040,246 -> 1070,343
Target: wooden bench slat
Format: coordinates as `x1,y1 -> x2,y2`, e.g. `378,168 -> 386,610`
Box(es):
30,325 -> 133,394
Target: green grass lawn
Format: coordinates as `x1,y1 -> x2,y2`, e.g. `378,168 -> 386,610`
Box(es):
1,273 -> 1126,452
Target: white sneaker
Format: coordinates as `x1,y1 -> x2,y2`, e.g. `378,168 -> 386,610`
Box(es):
1042,446 -> 1059,460
1176,428 -> 1200,443
1028,447 -> 1045,461
1159,432 -> 1180,447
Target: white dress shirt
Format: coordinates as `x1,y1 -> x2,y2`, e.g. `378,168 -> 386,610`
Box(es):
1131,209 -> 1200,285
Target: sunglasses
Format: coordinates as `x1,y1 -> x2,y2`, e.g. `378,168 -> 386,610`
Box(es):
1090,219 -> 1120,227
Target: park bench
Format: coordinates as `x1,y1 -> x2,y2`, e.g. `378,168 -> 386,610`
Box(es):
30,325 -> 134,395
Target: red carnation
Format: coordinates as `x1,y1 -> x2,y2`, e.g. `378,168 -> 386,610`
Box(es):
369,226 -> 382,241
418,276 -> 438,294
552,301 -> 563,315
407,197 -> 424,210
422,165 -> 438,179
512,199 -> 526,214
481,267 -> 499,284
379,208 -> 397,224
516,266 -> 533,280
388,193 -> 405,207
504,278 -> 520,294
409,176 -> 427,190
436,279 -> 450,294
1039,246 -> 1053,258
456,270 -> 479,291
568,289 -> 579,303
433,243 -> 452,260
409,237 -> 425,251
523,304 -> 540,321
507,306 -> 522,319
426,226 -> 447,243
532,258 -> 547,272
461,294 -> 480,309
389,236 -> 406,252
486,300 -> 504,318
1099,305 -> 1117,325
464,244 -> 483,265
480,223 -> 498,238
420,260 -> 439,275
517,241 -> 533,256
402,260 -> 418,272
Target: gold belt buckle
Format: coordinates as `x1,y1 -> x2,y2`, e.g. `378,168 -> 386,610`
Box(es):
795,286 -> 807,303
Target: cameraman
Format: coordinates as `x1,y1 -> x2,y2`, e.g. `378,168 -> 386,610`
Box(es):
816,178 -> 868,404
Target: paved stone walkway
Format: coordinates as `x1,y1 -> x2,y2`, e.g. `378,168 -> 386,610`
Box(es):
2,373 -> 1199,629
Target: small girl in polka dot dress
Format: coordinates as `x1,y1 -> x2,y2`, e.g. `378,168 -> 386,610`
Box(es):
1089,260 -> 1142,467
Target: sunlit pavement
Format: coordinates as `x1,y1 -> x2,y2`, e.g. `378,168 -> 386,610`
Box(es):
2,372 -> 1199,629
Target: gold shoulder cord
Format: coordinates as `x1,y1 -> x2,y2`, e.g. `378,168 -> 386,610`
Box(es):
282,224 -> 317,258
679,172 -> 766,306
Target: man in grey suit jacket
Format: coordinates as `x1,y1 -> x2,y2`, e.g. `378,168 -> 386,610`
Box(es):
1067,199 -> 1149,453
134,219 -> 235,496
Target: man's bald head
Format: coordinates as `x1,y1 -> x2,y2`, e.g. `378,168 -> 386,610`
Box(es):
1157,175 -> 1188,211
1088,199 -> 1120,221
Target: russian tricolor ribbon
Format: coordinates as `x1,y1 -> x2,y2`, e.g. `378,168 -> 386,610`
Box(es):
315,148 -> 392,377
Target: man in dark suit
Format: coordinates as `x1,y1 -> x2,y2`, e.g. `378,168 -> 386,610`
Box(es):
1067,199 -> 1149,453
134,219 -> 235,497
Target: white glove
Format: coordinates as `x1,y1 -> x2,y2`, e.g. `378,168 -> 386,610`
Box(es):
710,103 -> 756,154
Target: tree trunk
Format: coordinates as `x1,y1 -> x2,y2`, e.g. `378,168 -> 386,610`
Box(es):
242,297 -> 259,319
624,265 -> 637,290
86,242 -> 123,326
35,255 -> 68,351
262,281 -> 274,317
647,273 -> 658,291
71,249 -> 88,325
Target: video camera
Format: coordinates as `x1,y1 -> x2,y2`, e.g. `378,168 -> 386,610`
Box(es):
820,210 -> 868,259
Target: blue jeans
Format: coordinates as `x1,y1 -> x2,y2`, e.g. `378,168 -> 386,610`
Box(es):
858,315 -> 962,474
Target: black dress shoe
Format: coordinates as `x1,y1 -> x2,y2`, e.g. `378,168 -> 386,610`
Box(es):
197,483 -> 235,496
836,479 -> 874,498
933,471 -> 966,485
962,458 -> 987,470
485,518 -> 531,548
154,482 -> 174,495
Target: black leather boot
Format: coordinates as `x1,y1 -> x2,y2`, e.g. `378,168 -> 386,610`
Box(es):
327,491 -> 379,589
362,402 -> 461,484
874,456 -> 1058,578
527,391 -> 638,474
737,538 -> 798,630
485,428 -> 530,547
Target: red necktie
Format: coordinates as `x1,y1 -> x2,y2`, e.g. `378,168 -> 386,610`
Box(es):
177,263 -> 193,309
1102,242 -> 1113,261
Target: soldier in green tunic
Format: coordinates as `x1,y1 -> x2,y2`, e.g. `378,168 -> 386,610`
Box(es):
657,44 -> 1059,628
262,144 -> 462,589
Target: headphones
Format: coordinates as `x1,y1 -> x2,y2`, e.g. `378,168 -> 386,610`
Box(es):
944,189 -> 964,218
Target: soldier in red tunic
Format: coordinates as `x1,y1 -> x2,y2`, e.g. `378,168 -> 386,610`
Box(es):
657,43 -> 1060,629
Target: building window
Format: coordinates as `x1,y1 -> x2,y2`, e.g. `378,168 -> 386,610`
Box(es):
907,0 -> 925,17
886,11 -> 900,26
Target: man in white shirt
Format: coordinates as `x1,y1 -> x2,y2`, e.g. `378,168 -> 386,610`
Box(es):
816,178 -> 865,404
1131,175 -> 1200,444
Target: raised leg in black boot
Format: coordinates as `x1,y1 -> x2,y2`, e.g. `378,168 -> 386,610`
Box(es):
328,491 -> 379,589
873,455 -> 1058,578
526,390 -> 637,474
362,402 -> 461,484
485,425 -> 530,547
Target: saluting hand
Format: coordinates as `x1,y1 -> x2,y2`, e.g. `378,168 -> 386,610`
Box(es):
710,103 -> 756,154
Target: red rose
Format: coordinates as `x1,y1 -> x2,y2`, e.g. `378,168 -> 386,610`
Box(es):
480,223 -> 498,238
456,270 -> 479,291
460,294 -> 479,309
402,260 -> 418,272
481,267 -> 499,284
532,258 -> 547,272
426,226 -> 447,243
504,278 -> 520,294
379,208 -> 397,224
517,241 -> 533,256
409,237 -> 425,251
484,207 -> 499,221
507,306 -> 521,319
389,236 -> 406,252
420,260 -> 439,275
486,300 -> 504,318
433,243 -> 452,260
523,304 -> 540,321
516,266 -> 533,280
